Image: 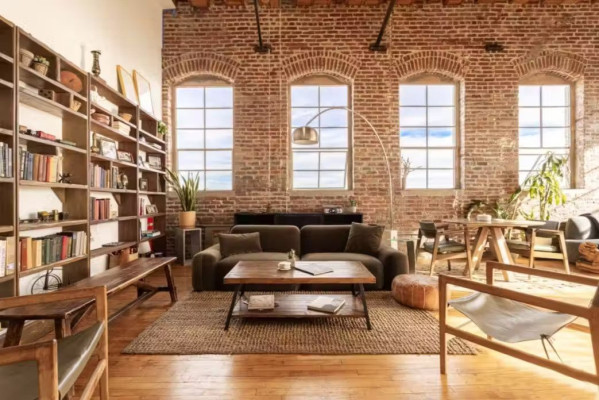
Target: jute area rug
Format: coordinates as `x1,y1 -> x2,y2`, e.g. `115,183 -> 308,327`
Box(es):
124,291 -> 476,355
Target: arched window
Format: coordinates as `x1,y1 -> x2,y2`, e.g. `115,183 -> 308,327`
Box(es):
290,75 -> 351,190
518,74 -> 573,187
399,75 -> 460,189
173,77 -> 233,191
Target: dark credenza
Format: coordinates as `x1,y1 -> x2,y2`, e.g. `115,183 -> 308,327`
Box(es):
233,212 -> 363,228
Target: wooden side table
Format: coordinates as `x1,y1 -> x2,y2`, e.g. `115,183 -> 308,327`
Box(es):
175,227 -> 202,266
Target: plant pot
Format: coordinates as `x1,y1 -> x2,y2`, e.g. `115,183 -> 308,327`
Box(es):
33,62 -> 49,76
19,49 -> 34,67
179,211 -> 196,228
348,206 -> 357,213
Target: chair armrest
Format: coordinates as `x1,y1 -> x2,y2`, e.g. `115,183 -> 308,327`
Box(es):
486,261 -> 598,286
534,228 -> 564,236
192,244 -> 222,291
377,245 -> 408,290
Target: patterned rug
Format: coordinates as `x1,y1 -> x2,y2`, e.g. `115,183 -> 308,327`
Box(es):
123,291 -> 476,355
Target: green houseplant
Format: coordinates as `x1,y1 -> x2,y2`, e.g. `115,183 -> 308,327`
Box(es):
521,152 -> 568,221
165,168 -> 200,228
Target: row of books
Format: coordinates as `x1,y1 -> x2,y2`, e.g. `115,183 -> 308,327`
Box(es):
20,231 -> 87,271
0,142 -> 13,178
91,197 -> 112,221
0,237 -> 16,277
20,150 -> 63,182
91,164 -> 119,188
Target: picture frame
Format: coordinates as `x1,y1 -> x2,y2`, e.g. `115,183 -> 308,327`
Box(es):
116,65 -> 138,105
139,178 -> 148,191
145,204 -> 158,215
99,138 -> 117,159
117,151 -> 133,163
147,154 -> 162,169
138,150 -> 147,167
133,70 -> 154,116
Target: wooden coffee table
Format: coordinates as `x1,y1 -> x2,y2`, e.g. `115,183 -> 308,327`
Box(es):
223,260 -> 376,330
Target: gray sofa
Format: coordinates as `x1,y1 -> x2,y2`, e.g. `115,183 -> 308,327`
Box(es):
565,216 -> 599,263
191,224 -> 408,291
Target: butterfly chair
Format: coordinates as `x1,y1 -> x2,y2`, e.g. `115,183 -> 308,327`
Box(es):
417,221 -> 470,276
0,286 -> 109,400
439,261 -> 599,385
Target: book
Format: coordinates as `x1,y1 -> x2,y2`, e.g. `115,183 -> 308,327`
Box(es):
293,263 -> 334,276
307,296 -> 345,314
247,295 -> 275,311
0,239 -> 5,276
6,236 -> 15,275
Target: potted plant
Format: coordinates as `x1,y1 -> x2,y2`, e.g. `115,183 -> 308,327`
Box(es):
32,55 -> 50,76
158,121 -> 167,140
521,152 -> 568,221
165,168 -> 200,228
348,197 -> 357,213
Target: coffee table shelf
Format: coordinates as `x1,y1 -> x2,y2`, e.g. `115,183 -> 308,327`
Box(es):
233,294 -> 365,318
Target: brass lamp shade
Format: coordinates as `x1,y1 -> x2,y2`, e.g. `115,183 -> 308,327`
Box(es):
292,126 -> 319,145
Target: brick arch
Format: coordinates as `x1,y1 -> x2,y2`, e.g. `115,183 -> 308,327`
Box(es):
163,52 -> 241,85
281,51 -> 361,83
393,51 -> 467,81
512,51 -> 585,81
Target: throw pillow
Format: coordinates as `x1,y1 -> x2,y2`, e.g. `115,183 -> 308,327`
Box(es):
344,222 -> 384,256
218,232 -> 262,258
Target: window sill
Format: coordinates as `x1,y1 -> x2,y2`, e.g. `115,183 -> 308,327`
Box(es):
167,190 -> 235,198
400,189 -> 462,197
289,189 -> 354,197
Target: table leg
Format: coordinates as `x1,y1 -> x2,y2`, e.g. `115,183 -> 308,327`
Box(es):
463,226 -> 473,278
489,227 -> 515,281
54,318 -> 71,339
3,320 -> 24,347
468,227 -> 489,274
163,263 -> 178,302
358,284 -> 372,331
225,284 -> 242,331
406,240 -> 416,274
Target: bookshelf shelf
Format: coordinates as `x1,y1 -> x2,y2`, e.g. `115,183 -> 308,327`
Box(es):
139,213 -> 166,218
139,129 -> 165,146
19,87 -> 87,121
0,225 -> 14,233
90,241 -> 137,258
19,65 -> 87,102
139,233 -> 165,243
19,133 -> 87,154
0,274 -> 14,284
138,166 -> 165,176
20,181 -> 88,190
91,119 -> 136,143
91,153 -> 137,169
0,51 -> 13,64
139,190 -> 166,196
19,219 -> 88,232
90,215 -> 136,226
139,140 -> 165,155
90,187 -> 136,194
0,77 -> 13,89
0,127 -> 13,136
0,177 -> 14,183
19,254 -> 88,278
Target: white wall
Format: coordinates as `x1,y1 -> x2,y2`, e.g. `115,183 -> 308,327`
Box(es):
0,0 -> 171,117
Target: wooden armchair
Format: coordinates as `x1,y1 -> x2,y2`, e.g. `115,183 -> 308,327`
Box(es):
0,286 -> 109,400
439,262 -> 599,385
417,221 -> 470,276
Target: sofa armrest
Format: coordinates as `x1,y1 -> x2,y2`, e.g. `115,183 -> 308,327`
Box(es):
192,244 -> 222,291
377,245 -> 409,290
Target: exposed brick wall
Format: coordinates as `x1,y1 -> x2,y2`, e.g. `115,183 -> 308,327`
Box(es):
163,2 -> 599,254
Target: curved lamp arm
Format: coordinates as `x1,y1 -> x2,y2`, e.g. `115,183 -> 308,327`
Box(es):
300,106 -> 394,231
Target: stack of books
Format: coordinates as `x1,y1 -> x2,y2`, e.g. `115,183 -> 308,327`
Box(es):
0,142 -> 13,178
141,230 -> 161,238
307,296 -> 346,314
91,197 -> 112,221
112,121 -> 131,135
20,231 -> 87,270
91,164 -> 118,188
19,149 -> 62,182
0,236 -> 16,277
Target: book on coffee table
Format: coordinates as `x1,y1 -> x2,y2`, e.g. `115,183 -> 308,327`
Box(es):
293,263 -> 333,276
307,296 -> 345,314
247,295 -> 275,311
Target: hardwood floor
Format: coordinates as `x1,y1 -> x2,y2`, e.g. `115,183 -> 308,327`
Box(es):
70,264 -> 599,399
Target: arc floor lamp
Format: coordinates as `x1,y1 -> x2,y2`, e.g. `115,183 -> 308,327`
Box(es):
292,107 -> 397,247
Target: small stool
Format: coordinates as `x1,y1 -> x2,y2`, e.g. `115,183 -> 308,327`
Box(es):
391,275 -> 448,311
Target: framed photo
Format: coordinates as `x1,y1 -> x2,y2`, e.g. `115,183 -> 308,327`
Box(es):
145,204 -> 158,214
138,150 -> 147,167
116,65 -> 138,105
139,178 -> 148,191
99,138 -> 117,159
117,151 -> 133,162
133,70 -> 154,116
147,154 -> 162,169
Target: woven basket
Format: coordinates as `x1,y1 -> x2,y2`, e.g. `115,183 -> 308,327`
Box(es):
33,62 -> 49,76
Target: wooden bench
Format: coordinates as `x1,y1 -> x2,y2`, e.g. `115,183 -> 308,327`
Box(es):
0,257 -> 177,347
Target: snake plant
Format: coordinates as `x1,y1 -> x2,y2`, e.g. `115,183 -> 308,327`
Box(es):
165,168 -> 200,212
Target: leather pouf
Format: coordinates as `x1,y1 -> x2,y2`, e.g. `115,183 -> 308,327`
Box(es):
391,275 -> 447,311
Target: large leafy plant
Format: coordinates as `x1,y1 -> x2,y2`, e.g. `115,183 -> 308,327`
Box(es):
521,152 -> 568,221
165,168 -> 199,212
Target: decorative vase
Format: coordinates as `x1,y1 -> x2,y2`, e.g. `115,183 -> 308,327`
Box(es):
401,175 -> 408,190
179,211 -> 196,228
33,62 -> 49,76
19,49 -> 34,67
91,50 -> 101,77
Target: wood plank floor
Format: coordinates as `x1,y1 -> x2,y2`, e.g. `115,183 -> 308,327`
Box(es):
69,263 -> 599,399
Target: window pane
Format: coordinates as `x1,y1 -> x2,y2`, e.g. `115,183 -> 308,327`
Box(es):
542,85 -> 569,107
428,169 -> 454,189
519,154 -> 541,172
519,128 -> 540,148
320,86 -> 348,107
177,130 -> 204,149
293,152 -> 318,170
428,85 -> 454,106
206,151 -> 232,169
401,149 -> 426,169
542,107 -> 569,127
428,149 -> 453,169
543,128 -> 568,148
519,108 -> 540,127
176,109 -> 203,129
291,108 -> 319,128
400,107 -> 426,126
320,109 -> 347,127
205,109 -> 233,129
400,85 -> 426,106
176,87 -> 204,108
178,151 -> 204,170
293,171 -> 318,189
428,128 -> 454,147
319,171 -> 345,188
205,171 -> 232,190
291,86 -> 318,107
400,128 -> 426,147
319,128 -> 348,148
428,107 -> 454,126
320,152 -> 346,170
205,129 -> 233,149
519,86 -> 540,107
406,169 -> 426,189
205,87 -> 233,108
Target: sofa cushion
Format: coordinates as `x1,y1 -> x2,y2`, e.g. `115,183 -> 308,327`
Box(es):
231,225 -> 300,253
344,222 -> 384,256
218,232 -> 262,258
566,217 -> 598,240
300,252 -> 384,290
216,252 -> 299,291
507,240 -> 559,253
301,225 -> 350,255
